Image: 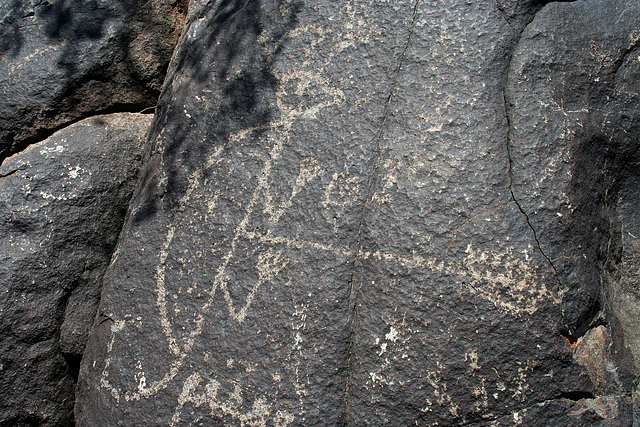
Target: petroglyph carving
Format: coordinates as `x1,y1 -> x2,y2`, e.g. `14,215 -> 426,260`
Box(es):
171,372 -> 294,427
93,3 -> 558,424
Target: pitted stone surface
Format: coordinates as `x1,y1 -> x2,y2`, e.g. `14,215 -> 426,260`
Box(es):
77,0 -> 640,425
0,113 -> 150,426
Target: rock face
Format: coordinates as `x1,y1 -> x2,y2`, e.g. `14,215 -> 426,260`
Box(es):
0,113 -> 150,426
75,0 -> 640,425
508,0 -> 640,369
0,0 -> 187,162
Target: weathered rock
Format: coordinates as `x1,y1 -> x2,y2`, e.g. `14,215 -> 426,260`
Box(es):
77,0 -> 639,425
507,0 -> 640,407
495,0 -> 578,33
0,113 -> 150,426
0,0 -> 187,162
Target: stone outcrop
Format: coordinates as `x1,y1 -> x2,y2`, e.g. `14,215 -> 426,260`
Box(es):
0,0 -> 636,425
0,113 -> 150,426
0,0 -> 187,162
0,1 -> 188,423
74,0 -> 640,426
508,0 -> 640,384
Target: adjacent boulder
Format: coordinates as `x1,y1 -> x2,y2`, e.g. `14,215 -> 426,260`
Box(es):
0,0 -> 187,162
77,0 -> 639,425
0,113 -> 150,426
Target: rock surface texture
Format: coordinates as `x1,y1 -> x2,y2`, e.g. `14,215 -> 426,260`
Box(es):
0,113 -> 150,426
76,0 -> 640,426
0,0 -> 187,162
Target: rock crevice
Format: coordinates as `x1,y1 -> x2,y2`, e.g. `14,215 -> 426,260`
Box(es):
341,0 -> 422,418
502,2 -> 563,289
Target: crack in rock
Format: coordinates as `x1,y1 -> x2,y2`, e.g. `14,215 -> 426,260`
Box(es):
501,6 -> 563,289
341,0 -> 421,421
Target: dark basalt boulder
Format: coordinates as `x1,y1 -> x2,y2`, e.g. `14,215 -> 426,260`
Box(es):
0,113 -> 150,426
508,0 -> 640,366
0,0 -> 187,163
74,0 -> 639,425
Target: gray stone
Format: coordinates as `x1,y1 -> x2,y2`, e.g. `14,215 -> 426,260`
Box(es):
508,0 -> 640,394
0,113 -> 150,426
0,0 -> 187,162
77,0 -> 640,425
